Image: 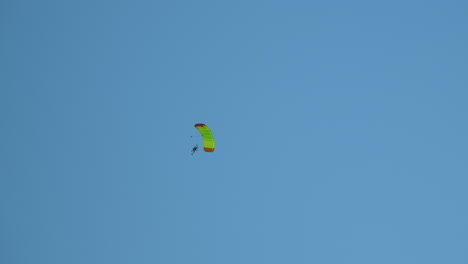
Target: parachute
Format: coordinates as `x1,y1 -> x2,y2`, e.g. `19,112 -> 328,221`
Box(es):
194,123 -> 215,152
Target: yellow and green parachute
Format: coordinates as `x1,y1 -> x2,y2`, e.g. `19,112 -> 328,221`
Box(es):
194,123 -> 215,152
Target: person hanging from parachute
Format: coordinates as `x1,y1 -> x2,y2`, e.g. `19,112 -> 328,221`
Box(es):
191,144 -> 199,155
192,123 -> 215,155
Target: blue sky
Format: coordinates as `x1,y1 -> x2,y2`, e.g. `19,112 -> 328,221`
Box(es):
1,1 -> 467,263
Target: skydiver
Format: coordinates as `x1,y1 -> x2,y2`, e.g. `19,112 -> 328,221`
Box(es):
191,144 -> 199,155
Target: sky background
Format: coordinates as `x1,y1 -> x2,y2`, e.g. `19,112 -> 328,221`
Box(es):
1,1 -> 467,263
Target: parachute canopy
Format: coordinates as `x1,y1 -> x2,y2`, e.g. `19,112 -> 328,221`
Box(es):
194,123 -> 215,152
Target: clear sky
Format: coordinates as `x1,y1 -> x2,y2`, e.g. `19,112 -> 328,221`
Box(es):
1,1 -> 467,263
